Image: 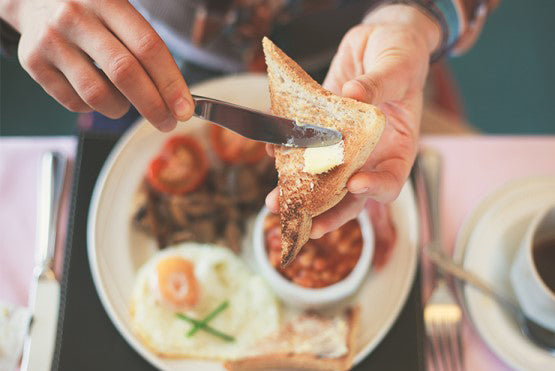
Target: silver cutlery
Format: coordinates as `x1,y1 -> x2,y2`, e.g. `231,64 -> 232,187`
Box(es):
192,94 -> 342,148
21,152 -> 67,371
427,244 -> 555,354
416,148 -> 465,371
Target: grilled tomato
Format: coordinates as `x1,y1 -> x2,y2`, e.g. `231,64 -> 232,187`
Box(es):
147,135 -> 208,194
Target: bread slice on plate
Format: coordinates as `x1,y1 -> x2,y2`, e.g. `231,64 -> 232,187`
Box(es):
262,37 -> 385,267
224,306 -> 360,371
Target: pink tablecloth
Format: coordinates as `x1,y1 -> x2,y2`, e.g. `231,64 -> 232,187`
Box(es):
0,137 -> 76,307
1,135 -> 554,370
421,136 -> 555,371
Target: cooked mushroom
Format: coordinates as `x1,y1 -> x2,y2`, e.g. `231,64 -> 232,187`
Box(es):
134,150 -> 278,253
191,219 -> 217,243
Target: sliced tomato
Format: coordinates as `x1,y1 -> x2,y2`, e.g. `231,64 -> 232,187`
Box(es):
210,125 -> 266,164
147,135 -> 208,195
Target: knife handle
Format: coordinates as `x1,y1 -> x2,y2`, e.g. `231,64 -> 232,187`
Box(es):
35,152 -> 67,279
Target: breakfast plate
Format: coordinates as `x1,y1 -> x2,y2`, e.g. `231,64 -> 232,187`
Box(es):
453,176 -> 555,371
87,74 -> 419,370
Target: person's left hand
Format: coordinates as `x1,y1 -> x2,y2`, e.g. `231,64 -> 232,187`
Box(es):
265,4 -> 441,238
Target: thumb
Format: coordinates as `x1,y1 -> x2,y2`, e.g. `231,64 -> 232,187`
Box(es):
342,58 -> 408,105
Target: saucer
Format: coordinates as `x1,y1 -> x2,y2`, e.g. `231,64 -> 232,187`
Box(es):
453,176 -> 555,371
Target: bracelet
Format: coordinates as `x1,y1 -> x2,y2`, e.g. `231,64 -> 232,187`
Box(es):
450,0 -> 490,55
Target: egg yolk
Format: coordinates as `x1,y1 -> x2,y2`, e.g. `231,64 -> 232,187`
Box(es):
156,257 -> 199,310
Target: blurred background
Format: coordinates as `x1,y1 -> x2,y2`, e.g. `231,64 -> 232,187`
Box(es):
1,0 -> 554,136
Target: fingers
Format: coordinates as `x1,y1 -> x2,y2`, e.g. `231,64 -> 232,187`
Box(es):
18,0 -> 191,131
265,179 -> 396,240
265,187 -> 280,214
18,33 -> 90,113
322,40 -> 356,95
310,193 -> 367,239
29,65 -> 91,113
341,59 -> 408,106
347,170 -> 403,203
98,1 -> 194,121
46,40 -> 130,119
325,23 -> 428,106
49,4 -> 175,131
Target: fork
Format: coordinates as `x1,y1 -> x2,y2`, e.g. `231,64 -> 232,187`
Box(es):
424,275 -> 464,371
416,149 -> 465,371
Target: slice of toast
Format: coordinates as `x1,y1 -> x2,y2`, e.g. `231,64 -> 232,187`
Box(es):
224,306 -> 360,371
262,37 -> 385,267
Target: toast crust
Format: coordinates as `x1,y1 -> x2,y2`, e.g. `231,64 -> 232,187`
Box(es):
262,37 -> 385,267
224,306 -> 360,371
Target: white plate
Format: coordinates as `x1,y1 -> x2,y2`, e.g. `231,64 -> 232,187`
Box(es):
87,74 -> 419,370
453,176 -> 555,371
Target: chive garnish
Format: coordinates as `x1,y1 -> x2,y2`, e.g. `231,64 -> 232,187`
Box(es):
175,314 -> 234,342
187,300 -> 229,337
175,300 -> 234,342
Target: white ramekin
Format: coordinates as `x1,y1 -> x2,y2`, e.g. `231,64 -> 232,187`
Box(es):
252,207 -> 374,309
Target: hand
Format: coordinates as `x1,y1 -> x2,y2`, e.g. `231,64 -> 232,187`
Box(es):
5,0 -> 194,131
266,4 -> 440,238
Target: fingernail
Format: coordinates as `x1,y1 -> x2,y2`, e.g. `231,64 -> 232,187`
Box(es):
265,194 -> 279,213
174,97 -> 190,119
310,228 -> 323,240
264,193 -> 273,208
159,116 -> 176,132
351,187 -> 369,195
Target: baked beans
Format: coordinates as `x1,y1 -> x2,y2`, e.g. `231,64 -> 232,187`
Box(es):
264,214 -> 363,288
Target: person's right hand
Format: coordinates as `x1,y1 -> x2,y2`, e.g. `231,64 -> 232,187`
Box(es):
12,0 -> 194,131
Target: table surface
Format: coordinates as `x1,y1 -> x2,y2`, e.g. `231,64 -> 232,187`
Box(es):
1,135 -> 555,370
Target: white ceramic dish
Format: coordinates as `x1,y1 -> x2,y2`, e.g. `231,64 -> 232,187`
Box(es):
87,74 -> 419,371
252,207 -> 374,309
453,176 -> 555,371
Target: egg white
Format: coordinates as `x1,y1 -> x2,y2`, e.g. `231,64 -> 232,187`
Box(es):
130,243 -> 280,360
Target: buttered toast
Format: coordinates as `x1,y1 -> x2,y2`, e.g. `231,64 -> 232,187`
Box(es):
262,37 -> 385,267
224,306 -> 360,371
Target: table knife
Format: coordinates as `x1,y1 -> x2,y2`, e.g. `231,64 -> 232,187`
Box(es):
192,94 -> 342,148
21,152 -> 67,371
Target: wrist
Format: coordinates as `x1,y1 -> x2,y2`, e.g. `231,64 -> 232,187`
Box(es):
363,4 -> 442,57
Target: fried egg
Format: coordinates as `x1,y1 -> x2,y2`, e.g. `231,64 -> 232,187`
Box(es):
130,243 -> 280,360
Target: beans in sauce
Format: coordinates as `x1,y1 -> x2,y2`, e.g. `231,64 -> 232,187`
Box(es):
264,214 -> 363,288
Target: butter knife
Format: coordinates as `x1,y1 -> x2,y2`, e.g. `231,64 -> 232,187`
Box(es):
192,95 -> 342,148
21,152 -> 67,371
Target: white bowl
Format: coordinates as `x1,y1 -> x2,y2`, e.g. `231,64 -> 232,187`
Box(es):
253,207 -> 374,309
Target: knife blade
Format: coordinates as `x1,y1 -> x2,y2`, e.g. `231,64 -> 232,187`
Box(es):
21,152 -> 67,371
192,94 -> 342,148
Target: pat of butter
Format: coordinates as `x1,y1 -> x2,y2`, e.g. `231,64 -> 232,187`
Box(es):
302,141 -> 345,175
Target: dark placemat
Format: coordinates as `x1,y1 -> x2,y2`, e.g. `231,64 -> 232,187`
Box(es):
52,132 -> 424,371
